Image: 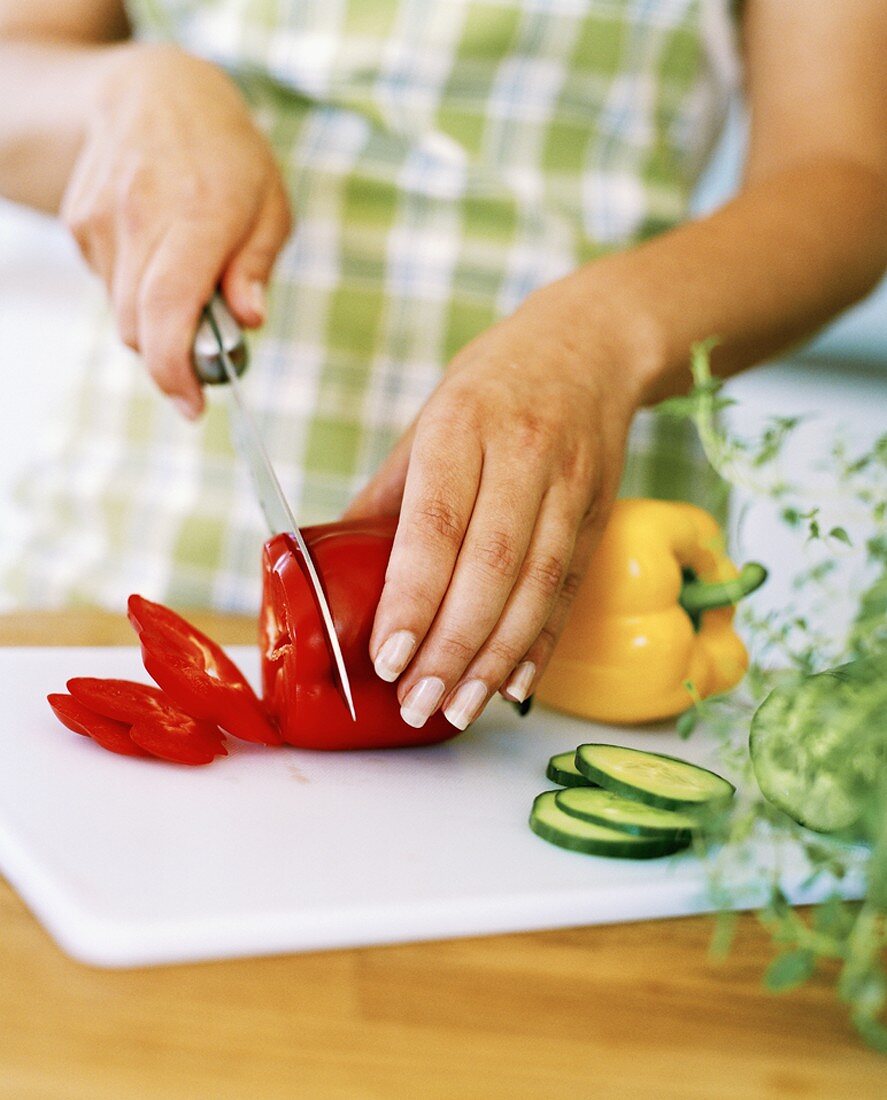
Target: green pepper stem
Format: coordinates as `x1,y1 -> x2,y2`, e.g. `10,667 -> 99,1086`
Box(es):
680,562 -> 768,619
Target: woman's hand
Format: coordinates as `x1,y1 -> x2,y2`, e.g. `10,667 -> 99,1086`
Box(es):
61,43 -> 292,417
344,277 -> 651,731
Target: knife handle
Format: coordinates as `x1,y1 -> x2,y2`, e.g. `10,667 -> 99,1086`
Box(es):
193,292 -> 249,385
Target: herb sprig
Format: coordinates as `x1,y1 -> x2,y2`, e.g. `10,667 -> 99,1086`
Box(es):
658,344 -> 887,1049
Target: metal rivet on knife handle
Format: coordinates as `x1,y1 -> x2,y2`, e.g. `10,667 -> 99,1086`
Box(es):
193,293 -> 249,385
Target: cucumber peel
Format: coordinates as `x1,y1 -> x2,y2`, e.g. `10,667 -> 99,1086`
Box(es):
529,792 -> 690,859
575,743 -> 735,811
555,786 -> 697,839
546,750 -> 596,788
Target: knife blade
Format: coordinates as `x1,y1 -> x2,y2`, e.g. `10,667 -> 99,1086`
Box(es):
194,294 -> 357,722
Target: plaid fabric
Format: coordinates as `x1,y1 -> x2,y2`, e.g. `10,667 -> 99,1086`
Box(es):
0,0 -> 737,613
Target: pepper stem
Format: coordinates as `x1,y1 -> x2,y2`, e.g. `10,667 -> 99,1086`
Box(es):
679,562 -> 768,625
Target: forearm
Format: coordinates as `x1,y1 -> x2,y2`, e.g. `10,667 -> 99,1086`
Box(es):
0,39 -> 130,212
569,155 -> 887,405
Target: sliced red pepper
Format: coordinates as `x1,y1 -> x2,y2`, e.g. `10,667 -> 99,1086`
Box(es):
261,517 -> 457,750
127,595 -> 281,746
50,518 -> 463,764
128,709 -> 226,765
47,692 -> 149,758
66,677 -> 174,723
65,676 -> 227,765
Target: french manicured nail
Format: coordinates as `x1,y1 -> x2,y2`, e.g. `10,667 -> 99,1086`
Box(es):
374,631 -> 416,682
502,661 -> 535,704
444,679 -> 488,731
172,397 -> 200,422
400,677 -> 446,729
247,279 -> 266,322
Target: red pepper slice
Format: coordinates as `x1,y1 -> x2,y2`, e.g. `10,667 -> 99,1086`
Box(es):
261,517 -> 456,750
127,595 -> 281,746
47,692 -> 149,758
128,709 -> 226,765
66,677 -> 175,723
65,676 -> 227,765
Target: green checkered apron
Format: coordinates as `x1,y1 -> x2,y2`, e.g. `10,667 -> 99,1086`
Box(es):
0,0 -> 739,612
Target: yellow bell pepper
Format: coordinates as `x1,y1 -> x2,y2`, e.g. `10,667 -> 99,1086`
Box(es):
536,499 -> 766,724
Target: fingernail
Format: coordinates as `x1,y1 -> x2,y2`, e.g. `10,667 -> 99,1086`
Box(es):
374,631 -> 416,682
444,679 -> 488,731
247,279 -> 266,322
502,661 -> 536,704
400,677 -> 445,729
172,397 -> 200,422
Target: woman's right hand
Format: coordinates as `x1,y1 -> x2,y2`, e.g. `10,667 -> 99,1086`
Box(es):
61,43 -> 292,418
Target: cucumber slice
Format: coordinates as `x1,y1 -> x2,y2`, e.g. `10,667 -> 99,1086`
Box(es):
555,786 -> 697,838
529,791 -> 690,859
575,744 -> 735,811
546,751 -> 596,788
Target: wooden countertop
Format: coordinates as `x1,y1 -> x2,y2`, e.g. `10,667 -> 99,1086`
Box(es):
1,610 -> 884,1099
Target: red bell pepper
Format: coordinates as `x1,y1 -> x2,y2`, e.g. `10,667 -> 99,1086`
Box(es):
261,517 -> 456,750
127,595 -> 281,746
48,519 -> 460,763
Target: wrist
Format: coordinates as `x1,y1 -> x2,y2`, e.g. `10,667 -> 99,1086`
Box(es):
527,260 -> 669,413
94,41 -> 222,112
91,41 -> 146,113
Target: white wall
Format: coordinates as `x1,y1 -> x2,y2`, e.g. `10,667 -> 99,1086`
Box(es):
0,202 -> 103,502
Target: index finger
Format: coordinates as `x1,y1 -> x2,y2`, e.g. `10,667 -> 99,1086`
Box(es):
136,216 -> 246,415
369,411 -> 482,682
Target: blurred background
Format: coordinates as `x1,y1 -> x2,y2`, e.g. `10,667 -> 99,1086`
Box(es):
1,105 -> 885,632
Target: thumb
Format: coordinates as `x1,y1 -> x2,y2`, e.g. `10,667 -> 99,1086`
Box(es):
342,425 -> 416,521
221,185 -> 293,328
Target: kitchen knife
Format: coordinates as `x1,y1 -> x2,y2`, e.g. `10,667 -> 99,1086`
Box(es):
193,293 -> 357,722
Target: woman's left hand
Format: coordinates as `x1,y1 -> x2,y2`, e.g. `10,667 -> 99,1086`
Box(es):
343,275 -> 653,731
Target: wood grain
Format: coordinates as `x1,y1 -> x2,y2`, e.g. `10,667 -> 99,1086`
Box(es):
0,610 -> 884,1099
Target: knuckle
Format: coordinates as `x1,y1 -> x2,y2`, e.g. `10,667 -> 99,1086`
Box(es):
411,495 -> 464,547
431,389 -> 482,438
560,439 -> 595,487
535,622 -> 560,653
514,411 -> 551,455
437,632 -> 476,663
484,635 -> 524,667
524,552 -> 567,598
116,163 -> 156,227
583,492 -> 608,528
559,567 -> 585,604
471,530 -> 520,579
395,577 -> 440,620
244,238 -> 278,270
118,188 -> 147,234
176,172 -> 212,213
63,199 -> 109,248
138,275 -> 189,319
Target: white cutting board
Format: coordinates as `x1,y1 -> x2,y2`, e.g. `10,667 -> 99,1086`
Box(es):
0,647 -> 863,968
